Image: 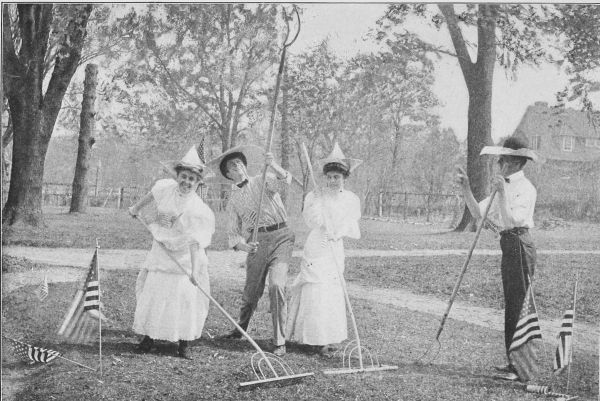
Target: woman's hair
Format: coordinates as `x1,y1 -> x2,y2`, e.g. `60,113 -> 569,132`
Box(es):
175,165 -> 203,179
323,162 -> 349,178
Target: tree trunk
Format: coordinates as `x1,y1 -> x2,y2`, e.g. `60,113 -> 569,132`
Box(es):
440,4 -> 497,231
70,64 -> 98,213
2,4 -> 93,227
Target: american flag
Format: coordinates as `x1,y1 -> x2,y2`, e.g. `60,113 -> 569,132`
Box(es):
4,336 -> 60,363
35,274 -> 49,301
196,136 -> 206,164
509,285 -> 543,381
58,249 -> 105,343
553,279 -> 578,374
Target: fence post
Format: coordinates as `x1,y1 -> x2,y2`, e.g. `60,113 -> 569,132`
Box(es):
403,192 -> 408,221
378,191 -> 383,217
117,187 -> 125,209
426,193 -> 431,223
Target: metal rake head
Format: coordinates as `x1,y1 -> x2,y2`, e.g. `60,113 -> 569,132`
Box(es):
250,351 -> 294,380
338,340 -> 379,369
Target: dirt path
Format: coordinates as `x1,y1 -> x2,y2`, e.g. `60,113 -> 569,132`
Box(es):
3,245 -> 598,352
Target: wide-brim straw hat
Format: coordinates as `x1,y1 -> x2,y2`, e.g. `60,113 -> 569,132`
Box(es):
206,144 -> 265,183
480,136 -> 540,162
160,145 -> 214,179
318,142 -> 363,173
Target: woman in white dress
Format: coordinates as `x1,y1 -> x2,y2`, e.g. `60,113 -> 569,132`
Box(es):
128,146 -> 215,359
286,143 -> 362,357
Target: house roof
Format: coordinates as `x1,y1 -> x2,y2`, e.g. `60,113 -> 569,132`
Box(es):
513,102 -> 600,162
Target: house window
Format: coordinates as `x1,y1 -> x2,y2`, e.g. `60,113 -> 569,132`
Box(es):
562,136 -> 574,152
531,135 -> 541,150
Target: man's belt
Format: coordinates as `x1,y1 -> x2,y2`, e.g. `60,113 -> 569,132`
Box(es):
255,221 -> 287,233
500,227 -> 529,236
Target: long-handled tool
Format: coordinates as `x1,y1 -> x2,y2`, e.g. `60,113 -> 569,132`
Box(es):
418,167 -> 504,363
251,5 -> 300,244
301,143 -> 398,375
133,215 -> 313,389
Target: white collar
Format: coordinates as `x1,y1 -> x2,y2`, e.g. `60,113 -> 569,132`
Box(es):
506,170 -> 524,183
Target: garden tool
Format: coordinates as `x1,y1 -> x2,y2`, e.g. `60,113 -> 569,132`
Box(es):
133,215 -> 313,389
301,143 -> 398,375
251,5 -> 301,244
418,163 -> 506,363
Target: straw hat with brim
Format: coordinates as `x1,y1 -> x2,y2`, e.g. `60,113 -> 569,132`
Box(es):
161,145 -> 214,179
206,144 -> 265,183
480,136 -> 540,162
318,142 -> 363,174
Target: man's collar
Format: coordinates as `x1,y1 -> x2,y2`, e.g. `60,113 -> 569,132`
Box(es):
505,170 -> 524,183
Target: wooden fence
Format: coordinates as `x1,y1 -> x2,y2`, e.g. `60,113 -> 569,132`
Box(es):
363,191 -> 463,224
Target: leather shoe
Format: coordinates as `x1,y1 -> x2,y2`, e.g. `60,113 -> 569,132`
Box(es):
273,345 -> 286,356
177,340 -> 192,360
494,371 -> 519,381
134,336 -> 154,353
494,364 -> 516,374
222,329 -> 243,339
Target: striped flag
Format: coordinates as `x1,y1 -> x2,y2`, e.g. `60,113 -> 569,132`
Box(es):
4,336 -> 60,363
509,285 -> 543,382
58,249 -> 105,343
196,136 -> 206,164
35,274 -> 49,301
553,280 -> 578,374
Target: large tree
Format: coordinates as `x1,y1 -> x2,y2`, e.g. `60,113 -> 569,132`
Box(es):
377,4 -> 562,230
3,4 -> 93,226
113,4 -> 285,153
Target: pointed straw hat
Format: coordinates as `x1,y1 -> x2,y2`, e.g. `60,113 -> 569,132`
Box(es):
318,142 -> 363,174
160,145 -> 214,179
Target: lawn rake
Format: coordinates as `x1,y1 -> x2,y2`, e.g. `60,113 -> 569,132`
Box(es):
301,144 -> 398,376
133,216 -> 314,389
417,165 -> 505,364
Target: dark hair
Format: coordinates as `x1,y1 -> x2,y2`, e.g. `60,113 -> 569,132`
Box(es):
219,152 -> 247,179
502,136 -> 529,167
175,165 -> 202,178
323,162 -> 350,178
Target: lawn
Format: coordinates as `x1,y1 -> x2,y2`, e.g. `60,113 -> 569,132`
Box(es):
2,206 -> 599,400
2,270 -> 598,401
3,206 -> 600,251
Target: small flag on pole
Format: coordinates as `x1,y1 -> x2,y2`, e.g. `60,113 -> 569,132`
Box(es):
58,249 -> 105,343
509,285 -> 543,382
35,274 -> 49,301
3,336 -> 60,363
553,278 -> 578,375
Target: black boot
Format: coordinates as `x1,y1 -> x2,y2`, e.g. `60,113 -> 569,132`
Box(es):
177,340 -> 191,359
135,336 -> 154,353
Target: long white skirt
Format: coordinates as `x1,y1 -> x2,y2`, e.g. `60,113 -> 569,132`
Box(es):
133,271 -> 209,342
286,281 -> 347,346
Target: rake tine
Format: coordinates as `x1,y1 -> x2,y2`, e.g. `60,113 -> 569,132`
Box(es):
415,338 -> 441,364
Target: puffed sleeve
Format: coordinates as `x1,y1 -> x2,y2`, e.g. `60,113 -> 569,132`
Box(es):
179,198 -> 215,249
151,178 -> 177,203
302,191 -> 325,229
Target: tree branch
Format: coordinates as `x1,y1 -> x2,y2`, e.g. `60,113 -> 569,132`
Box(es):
438,4 -> 474,84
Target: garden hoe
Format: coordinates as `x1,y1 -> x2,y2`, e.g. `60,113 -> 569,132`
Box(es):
302,143 -> 398,376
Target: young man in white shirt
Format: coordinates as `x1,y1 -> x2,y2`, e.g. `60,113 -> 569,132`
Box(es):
456,136 -> 539,381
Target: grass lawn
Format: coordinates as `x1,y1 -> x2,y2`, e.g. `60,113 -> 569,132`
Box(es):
3,206 -> 600,251
2,270 -> 598,401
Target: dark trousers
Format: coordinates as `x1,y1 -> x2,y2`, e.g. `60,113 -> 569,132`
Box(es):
238,227 -> 294,345
500,229 -> 536,356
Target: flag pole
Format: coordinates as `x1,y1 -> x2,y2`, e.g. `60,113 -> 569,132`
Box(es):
566,270 -> 579,394
96,238 -> 102,377
57,355 -> 97,371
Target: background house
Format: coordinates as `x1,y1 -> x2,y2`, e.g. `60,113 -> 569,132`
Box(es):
513,102 -> 600,221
